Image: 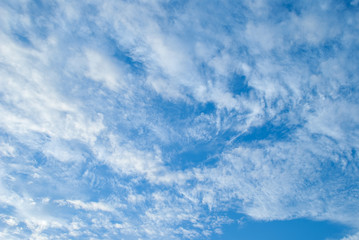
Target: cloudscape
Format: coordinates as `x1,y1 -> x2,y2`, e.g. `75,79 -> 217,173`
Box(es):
0,0 -> 359,239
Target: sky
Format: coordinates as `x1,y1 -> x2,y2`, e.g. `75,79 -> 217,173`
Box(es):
0,0 -> 359,239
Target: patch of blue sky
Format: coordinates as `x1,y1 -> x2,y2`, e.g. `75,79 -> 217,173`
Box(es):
232,121 -> 299,144
25,0 -> 57,39
166,140 -> 222,170
228,74 -> 253,97
0,203 -> 15,217
11,32 -> 33,47
111,47 -> 146,75
216,218 -> 352,240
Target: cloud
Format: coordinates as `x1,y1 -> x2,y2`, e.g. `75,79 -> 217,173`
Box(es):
0,142 -> 15,157
57,200 -> 114,212
195,129 -> 359,227
341,233 -> 359,240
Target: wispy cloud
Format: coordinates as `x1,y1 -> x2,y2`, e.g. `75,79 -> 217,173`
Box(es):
341,232 -> 359,240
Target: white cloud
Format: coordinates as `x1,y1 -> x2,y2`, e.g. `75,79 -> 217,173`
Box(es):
306,100 -> 359,145
42,138 -> 86,162
0,35 -> 105,145
59,199 -> 114,212
0,142 -> 15,157
0,215 -> 18,226
245,22 -> 278,52
83,49 -> 128,91
0,183 -> 65,238
341,233 -> 359,240
194,129 -> 359,227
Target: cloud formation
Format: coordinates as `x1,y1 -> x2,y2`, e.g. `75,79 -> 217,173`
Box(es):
0,0 -> 358,239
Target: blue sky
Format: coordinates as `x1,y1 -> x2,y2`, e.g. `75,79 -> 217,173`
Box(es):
0,0 -> 359,239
